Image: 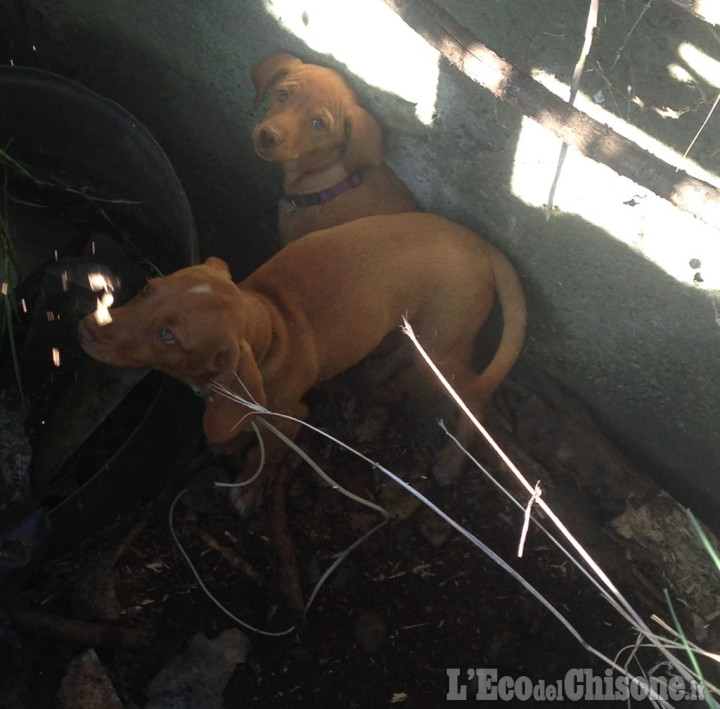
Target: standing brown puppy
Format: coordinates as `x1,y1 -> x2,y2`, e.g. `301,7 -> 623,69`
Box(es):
251,53 -> 418,242
78,212 -> 526,510
78,213 -> 525,615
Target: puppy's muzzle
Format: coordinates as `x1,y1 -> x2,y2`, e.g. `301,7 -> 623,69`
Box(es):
255,126 -> 283,157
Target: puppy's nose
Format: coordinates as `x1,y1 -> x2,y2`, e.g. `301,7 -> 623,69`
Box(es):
258,127 -> 280,151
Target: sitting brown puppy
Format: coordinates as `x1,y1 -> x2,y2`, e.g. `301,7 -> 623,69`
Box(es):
78,213 -> 526,511
251,53 -> 418,243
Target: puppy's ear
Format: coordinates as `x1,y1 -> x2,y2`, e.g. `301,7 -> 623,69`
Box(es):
203,257 -> 232,278
203,339 -> 267,444
342,105 -> 383,172
251,53 -> 303,108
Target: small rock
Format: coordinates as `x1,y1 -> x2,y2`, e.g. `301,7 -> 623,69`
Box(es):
145,628 -> 248,709
72,562 -> 121,621
56,648 -> 124,709
379,482 -> 423,521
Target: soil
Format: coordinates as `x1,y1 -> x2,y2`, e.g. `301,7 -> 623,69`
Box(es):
2,359 -> 711,708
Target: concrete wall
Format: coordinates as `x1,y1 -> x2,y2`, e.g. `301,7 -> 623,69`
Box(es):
3,0 -> 719,516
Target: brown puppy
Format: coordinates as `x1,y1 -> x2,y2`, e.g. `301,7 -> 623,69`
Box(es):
251,53 -> 418,243
78,213 -> 526,509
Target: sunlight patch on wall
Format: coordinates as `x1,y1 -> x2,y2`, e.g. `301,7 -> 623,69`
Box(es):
531,70 -> 720,188
678,42 -> 720,88
511,118 -> 720,290
667,62 -> 696,87
510,70 -> 720,290
263,0 -> 440,125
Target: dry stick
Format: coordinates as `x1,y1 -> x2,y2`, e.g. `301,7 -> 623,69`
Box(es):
210,383 -> 679,704
10,604 -> 154,650
546,0 -> 599,218
401,318 -> 626,600
652,615 -> 720,666
268,463 -> 305,620
682,92 -> 720,163
168,488 -> 295,638
607,0 -> 653,72
189,520 -> 273,590
517,480 -> 542,558
382,0 -> 720,227
400,317 -> 715,696
439,417 -> 717,698
207,379 -> 715,696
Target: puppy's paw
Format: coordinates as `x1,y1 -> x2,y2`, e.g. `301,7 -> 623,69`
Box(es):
229,482 -> 265,518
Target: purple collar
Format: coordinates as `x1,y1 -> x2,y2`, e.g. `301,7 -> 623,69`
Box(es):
284,170 -> 363,212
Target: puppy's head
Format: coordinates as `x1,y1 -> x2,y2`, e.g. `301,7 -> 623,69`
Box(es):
78,257 -> 246,393
250,53 -> 383,173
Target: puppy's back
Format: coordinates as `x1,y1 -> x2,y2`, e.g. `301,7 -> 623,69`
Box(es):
241,213 -> 499,360
247,212 -> 493,295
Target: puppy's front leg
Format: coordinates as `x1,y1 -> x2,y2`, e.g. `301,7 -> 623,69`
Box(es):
228,409 -> 308,619
228,409 -> 305,517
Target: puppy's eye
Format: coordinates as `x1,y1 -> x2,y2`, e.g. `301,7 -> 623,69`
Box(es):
311,117 -> 325,130
277,89 -> 289,102
159,327 -> 176,344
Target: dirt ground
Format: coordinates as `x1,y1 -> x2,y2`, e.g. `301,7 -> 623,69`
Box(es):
2,357 -> 715,708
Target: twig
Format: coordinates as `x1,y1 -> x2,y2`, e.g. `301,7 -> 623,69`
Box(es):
188,519 -> 272,589
517,481 -> 542,558
268,463 -> 305,620
209,380 -> 677,704
607,0 -> 653,71
10,604 -> 154,650
400,317 -> 714,700
681,92 -> 720,163
546,0 -> 599,218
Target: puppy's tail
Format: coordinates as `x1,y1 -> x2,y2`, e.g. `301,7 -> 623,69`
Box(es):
477,246 -> 527,404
